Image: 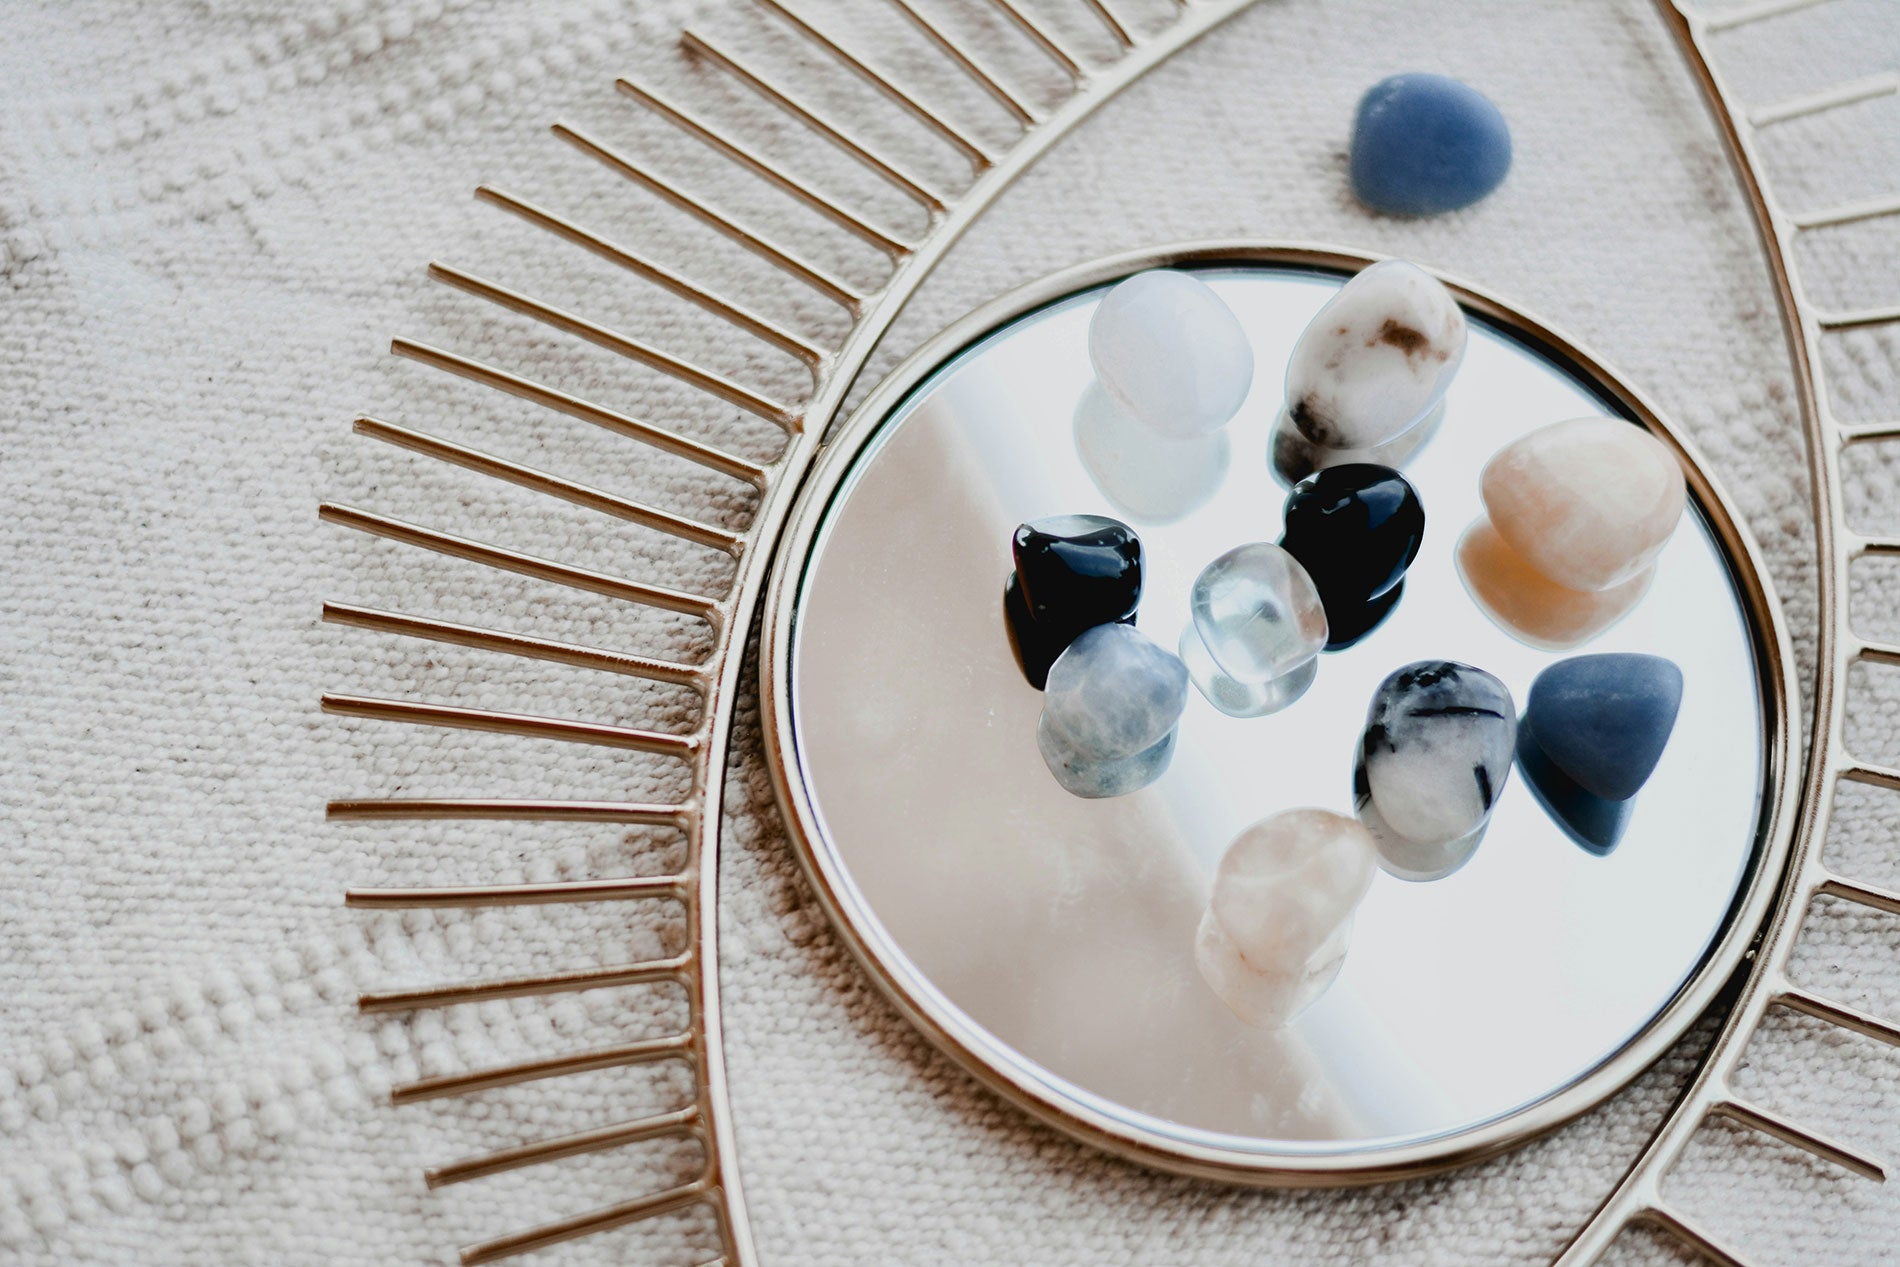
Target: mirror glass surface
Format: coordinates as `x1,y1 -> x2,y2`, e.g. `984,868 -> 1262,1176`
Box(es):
788,266 -> 1768,1153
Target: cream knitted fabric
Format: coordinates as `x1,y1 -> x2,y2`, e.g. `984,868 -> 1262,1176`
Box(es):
2,0 -> 1898,1263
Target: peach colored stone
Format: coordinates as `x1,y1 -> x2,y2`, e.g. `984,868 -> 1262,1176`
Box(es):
1480,416 -> 1686,592
1456,517 -> 1653,651
1196,809 -> 1376,1027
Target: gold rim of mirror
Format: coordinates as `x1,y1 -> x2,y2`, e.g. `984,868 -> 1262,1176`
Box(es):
760,240 -> 1801,1187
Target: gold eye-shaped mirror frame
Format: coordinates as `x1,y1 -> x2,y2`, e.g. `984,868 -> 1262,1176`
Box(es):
317,0 -> 1897,1262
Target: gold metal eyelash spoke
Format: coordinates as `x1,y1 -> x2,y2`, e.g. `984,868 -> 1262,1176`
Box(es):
881,0 -> 1040,128
1636,1205 -> 1755,1267
1748,73 -> 1900,128
391,338 -> 778,481
390,1034 -> 694,1104
1792,192 -> 1900,231
352,416 -> 746,557
1815,302 -> 1900,331
328,798 -> 692,826
554,120 -> 869,314
616,75 -> 918,256
425,1106 -> 704,1188
1815,873 -> 1900,915
753,0 -> 998,167
1703,0 -> 1839,34
1838,420 -> 1900,445
358,955 -> 692,1013
320,693 -> 702,759
1840,761 -> 1900,791
475,185 -> 832,371
427,262 -> 803,426
1080,0 -> 1135,49
322,603 -> 710,689
458,1181 -> 715,1266
1776,987 -> 1900,1048
318,504 -> 724,623
347,876 -> 688,909
983,0 -> 1087,79
1710,1098 -> 1887,1182
680,29 -> 952,213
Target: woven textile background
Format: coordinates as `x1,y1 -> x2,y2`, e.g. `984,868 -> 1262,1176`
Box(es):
4,0 -> 1899,1262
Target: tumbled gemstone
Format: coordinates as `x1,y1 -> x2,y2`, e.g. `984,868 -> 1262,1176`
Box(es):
1456,517 -> 1654,650
1359,660 -> 1516,850
1040,623 -> 1188,761
1350,73 -> 1513,217
1195,809 -> 1377,1027
1189,543 -> 1328,683
1481,416 -> 1687,592
1524,653 -> 1683,801
1285,260 -> 1467,450
1088,270 -> 1255,438
1280,463 -> 1424,615
1037,724 -> 1176,800
1011,514 -> 1142,633
1325,580 -> 1404,651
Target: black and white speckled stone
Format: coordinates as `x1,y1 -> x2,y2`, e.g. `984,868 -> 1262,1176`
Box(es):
1356,660 -> 1516,869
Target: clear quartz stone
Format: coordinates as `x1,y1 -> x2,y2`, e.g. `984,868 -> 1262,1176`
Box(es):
1088,270 -> 1255,438
1182,543 -> 1328,717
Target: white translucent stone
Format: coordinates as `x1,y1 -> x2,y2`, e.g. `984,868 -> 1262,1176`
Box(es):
1181,543 -> 1327,717
1481,415 -> 1687,592
1456,517 -> 1655,650
1284,259 -> 1467,450
1088,270 -> 1255,438
1073,381 -> 1230,524
1040,623 -> 1188,762
1195,809 -> 1377,1027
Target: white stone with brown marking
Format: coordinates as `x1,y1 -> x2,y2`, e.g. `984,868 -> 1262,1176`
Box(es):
1285,259 -> 1467,450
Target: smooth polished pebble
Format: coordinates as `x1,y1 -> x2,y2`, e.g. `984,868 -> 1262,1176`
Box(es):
1088,270 -> 1255,438
1359,660 -> 1516,851
1011,514 -> 1142,634
1196,809 -> 1377,1027
1285,260 -> 1467,450
1281,463 -> 1424,614
1189,543 -> 1329,683
1456,517 -> 1654,650
1038,724 -> 1176,799
1040,623 -> 1188,761
1525,653 -> 1684,801
1481,416 -> 1687,592
1350,73 -> 1513,217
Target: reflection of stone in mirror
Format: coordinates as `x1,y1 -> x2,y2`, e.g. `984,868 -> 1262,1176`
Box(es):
1269,401 -> 1444,488
1354,751 -> 1489,880
1073,381 -> 1230,523
1456,517 -> 1652,650
1516,724 -> 1632,855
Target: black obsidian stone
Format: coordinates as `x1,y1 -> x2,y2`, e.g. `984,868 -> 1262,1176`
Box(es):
1005,514 -> 1142,690
1324,579 -> 1404,651
1280,464 -> 1424,621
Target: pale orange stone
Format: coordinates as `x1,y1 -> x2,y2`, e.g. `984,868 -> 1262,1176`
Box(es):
1480,416 -> 1686,592
1456,517 -> 1653,651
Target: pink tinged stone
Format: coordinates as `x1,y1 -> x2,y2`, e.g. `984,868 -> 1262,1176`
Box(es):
1455,518 -> 1654,651
1195,809 -> 1376,1027
1284,259 -> 1467,450
1480,416 -> 1687,592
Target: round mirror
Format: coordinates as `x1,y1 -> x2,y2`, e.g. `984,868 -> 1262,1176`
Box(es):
762,245 -> 1794,1183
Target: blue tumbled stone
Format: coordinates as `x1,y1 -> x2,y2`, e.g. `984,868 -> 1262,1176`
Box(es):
1350,74 -> 1512,217
1524,654 -> 1683,802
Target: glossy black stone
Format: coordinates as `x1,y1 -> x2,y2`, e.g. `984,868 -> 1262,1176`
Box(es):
1012,514 -> 1143,632
1004,572 -> 1133,690
1280,465 -> 1424,625
1324,579 -> 1404,651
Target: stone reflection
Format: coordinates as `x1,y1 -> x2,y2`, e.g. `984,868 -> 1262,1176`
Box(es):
1516,726 -> 1632,855
1455,518 -> 1651,650
1269,401 -> 1444,488
1073,381 -> 1230,523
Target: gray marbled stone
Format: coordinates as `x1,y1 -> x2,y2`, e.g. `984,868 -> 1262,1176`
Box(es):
1357,660 -> 1516,856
